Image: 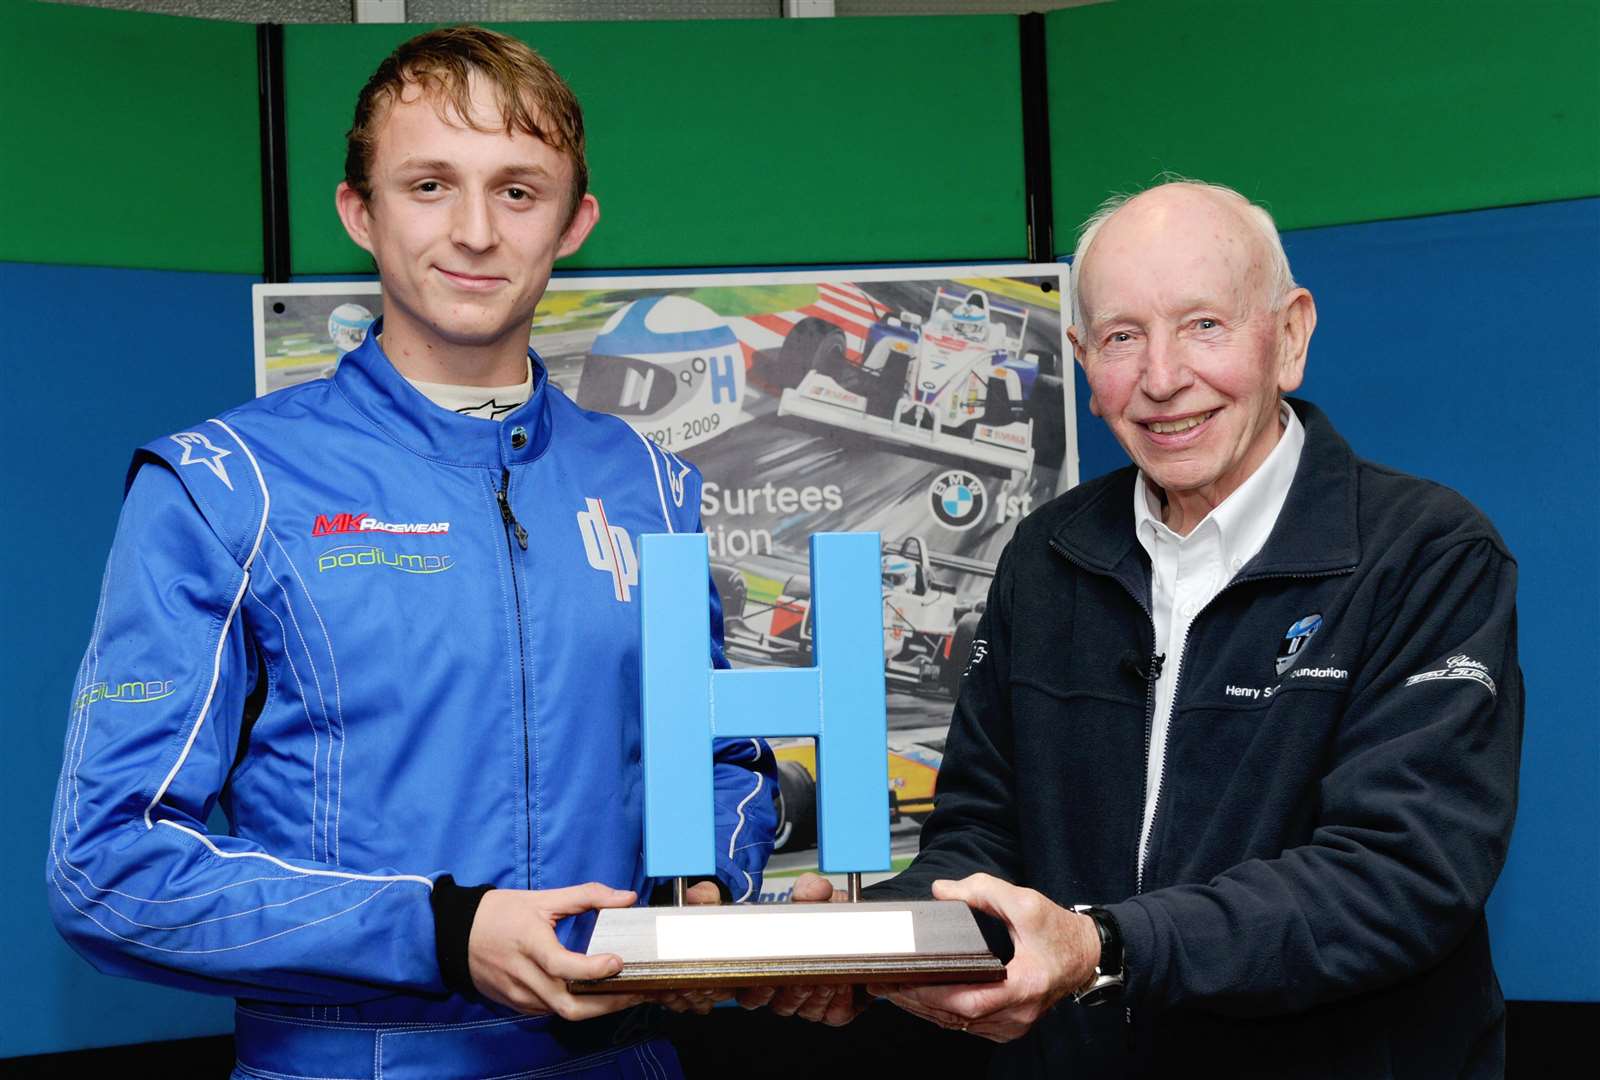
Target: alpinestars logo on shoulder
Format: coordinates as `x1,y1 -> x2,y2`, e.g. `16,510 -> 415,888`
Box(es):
171,432 -> 233,490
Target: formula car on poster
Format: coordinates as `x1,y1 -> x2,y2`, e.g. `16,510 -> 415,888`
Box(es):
712,536 -> 993,700
769,727 -> 947,853
773,286 -> 1065,478
573,295 -> 748,452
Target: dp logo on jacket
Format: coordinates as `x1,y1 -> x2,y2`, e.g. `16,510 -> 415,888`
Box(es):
578,498 -> 638,602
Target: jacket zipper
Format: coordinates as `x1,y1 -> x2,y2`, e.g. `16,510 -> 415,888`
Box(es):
1140,628 -> 1184,894
1138,566 -> 1350,893
497,468 -> 533,887
496,472 -> 529,550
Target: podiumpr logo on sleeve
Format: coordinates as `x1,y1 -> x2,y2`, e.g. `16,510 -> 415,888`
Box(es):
928,469 -> 987,531
1275,613 -> 1323,675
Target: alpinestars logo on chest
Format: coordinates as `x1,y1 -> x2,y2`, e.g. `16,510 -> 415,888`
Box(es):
577,497 -> 638,602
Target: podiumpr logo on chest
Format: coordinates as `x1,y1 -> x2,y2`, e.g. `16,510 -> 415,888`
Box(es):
1276,613 -> 1323,675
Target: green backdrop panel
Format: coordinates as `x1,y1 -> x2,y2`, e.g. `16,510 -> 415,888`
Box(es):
0,1 -> 262,273
286,17 -> 1026,274
1047,0 -> 1600,246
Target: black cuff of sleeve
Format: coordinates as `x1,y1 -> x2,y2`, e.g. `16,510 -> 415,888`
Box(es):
430,875 -> 494,995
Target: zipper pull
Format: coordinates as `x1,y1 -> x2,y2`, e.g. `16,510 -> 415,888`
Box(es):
497,470 -> 528,550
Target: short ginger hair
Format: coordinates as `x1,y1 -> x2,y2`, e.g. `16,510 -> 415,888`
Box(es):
344,25 -> 588,215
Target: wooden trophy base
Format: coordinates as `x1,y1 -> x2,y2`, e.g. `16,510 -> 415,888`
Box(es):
570,899 -> 1005,993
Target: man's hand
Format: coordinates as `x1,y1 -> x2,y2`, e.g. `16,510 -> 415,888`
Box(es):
652,881 -> 736,1016
867,873 -> 1100,1042
736,873 -> 869,1027
467,884 -> 646,1020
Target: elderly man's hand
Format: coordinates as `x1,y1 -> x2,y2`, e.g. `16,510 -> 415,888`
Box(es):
867,873 -> 1100,1043
735,873 -> 869,1027
651,881 -> 738,1015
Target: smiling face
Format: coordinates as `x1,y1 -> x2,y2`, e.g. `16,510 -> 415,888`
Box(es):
1068,186 -> 1315,532
335,71 -> 598,384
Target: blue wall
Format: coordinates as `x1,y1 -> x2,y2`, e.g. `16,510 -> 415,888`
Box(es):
1,263 -> 256,1056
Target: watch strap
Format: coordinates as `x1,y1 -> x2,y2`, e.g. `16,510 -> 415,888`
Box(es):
1071,905 -> 1125,1005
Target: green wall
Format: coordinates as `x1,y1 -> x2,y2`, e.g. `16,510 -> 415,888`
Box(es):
7,1 -> 1594,275
285,16 -> 1027,274
0,0 -> 262,273
1047,0 -> 1600,246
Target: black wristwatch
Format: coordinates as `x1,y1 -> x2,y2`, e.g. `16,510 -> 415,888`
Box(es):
1071,905 -> 1125,1006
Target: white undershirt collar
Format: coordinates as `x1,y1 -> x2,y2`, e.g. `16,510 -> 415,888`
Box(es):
404,362 -> 533,421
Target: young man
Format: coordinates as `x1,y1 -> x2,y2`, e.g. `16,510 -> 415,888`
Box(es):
47,26 -> 774,1079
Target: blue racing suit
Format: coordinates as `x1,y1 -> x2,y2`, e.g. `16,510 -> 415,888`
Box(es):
46,329 -> 777,1078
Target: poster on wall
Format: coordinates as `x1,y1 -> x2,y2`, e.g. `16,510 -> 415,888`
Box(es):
253,265 -> 1076,896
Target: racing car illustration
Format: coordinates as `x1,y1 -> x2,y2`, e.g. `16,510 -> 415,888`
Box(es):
712,536 -> 992,700
773,286 -> 1065,479
769,727 -> 947,853
573,294 -> 748,451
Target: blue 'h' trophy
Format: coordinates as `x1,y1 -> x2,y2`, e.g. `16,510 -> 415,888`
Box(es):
575,532 -> 1003,991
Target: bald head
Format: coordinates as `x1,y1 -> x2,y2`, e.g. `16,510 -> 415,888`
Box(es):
1070,181 -> 1295,332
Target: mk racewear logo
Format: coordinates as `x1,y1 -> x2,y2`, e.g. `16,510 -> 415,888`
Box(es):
171,432 -> 233,490
312,513 -> 451,536
1405,654 -> 1497,698
929,469 -> 987,531
577,497 -> 638,602
74,679 -> 176,712
316,545 -> 454,574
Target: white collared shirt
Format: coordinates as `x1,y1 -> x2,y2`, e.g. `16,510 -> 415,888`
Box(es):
1132,401 -> 1304,879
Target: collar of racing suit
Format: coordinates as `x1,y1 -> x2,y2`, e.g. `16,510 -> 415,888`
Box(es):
332,317 -> 556,468
1047,397 -> 1363,601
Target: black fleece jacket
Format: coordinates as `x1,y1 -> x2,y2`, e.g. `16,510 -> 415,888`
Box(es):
872,399 -> 1523,1078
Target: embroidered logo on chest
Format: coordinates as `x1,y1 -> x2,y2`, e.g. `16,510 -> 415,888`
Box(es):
1275,613 -> 1323,675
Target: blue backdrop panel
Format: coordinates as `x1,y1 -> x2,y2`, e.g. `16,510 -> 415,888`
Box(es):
1285,200 -> 1600,1001
1069,199 -> 1600,1001
0,262 -> 256,1056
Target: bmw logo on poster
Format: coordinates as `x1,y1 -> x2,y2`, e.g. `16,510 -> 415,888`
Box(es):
253,264 -> 1077,889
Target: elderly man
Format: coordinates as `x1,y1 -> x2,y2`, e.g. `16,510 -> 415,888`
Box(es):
771,180 -> 1522,1077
